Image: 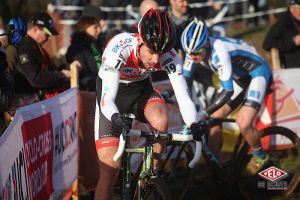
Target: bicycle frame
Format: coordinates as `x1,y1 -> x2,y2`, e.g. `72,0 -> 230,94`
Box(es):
121,135 -> 158,200
196,118 -> 248,180
161,97 -> 300,198
114,128 -> 197,200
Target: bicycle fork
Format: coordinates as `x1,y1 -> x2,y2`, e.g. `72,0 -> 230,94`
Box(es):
122,152 -> 132,200
134,143 -> 154,199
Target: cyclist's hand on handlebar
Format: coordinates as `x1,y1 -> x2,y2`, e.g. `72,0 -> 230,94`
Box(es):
197,111 -> 209,122
111,113 -> 133,136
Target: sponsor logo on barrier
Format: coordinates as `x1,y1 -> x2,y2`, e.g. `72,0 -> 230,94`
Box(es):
1,149 -> 29,200
21,113 -> 54,200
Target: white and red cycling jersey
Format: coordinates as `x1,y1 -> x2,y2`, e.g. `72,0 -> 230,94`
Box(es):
97,32 -> 197,127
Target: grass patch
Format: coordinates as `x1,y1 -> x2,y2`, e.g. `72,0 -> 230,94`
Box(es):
227,23 -> 272,66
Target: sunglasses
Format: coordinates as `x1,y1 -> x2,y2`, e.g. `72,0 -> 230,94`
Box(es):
190,47 -> 206,55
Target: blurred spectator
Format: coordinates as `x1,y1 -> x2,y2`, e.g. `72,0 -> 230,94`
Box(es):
128,0 -> 159,32
127,0 -> 140,7
82,4 -> 106,32
52,0 -> 89,20
10,12 -> 75,111
206,0 -> 227,37
5,18 -> 28,73
150,0 -> 194,82
156,0 -> 168,7
227,0 -> 248,28
0,47 -> 14,135
90,0 -> 105,7
263,0 -> 300,69
101,0 -> 125,30
167,0 -> 194,52
66,16 -> 102,91
140,0 -> 159,16
247,0 -> 269,26
81,4 -> 121,52
0,29 -> 6,50
0,17 -> 27,135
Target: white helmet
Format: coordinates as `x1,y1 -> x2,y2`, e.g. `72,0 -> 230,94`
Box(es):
181,18 -> 209,54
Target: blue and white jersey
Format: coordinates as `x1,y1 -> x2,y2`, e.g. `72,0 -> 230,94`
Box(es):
183,37 -> 272,92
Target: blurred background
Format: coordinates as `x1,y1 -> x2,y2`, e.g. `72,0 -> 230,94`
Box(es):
0,0 -> 290,64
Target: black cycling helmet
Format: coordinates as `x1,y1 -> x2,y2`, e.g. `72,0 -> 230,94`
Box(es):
138,8 -> 176,53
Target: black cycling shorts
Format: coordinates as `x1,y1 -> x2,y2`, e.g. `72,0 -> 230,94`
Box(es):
95,77 -> 164,140
226,75 -> 273,111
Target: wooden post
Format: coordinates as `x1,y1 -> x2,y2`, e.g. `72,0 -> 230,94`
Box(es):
271,48 -> 281,70
70,64 -> 78,88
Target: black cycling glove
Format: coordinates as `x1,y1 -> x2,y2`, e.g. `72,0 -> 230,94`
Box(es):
190,123 -> 201,141
111,113 -> 133,137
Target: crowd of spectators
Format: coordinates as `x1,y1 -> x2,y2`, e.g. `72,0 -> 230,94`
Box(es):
66,16 -> 101,91
0,17 -> 27,136
263,0 -> 300,69
8,12 -> 75,113
0,47 -> 14,136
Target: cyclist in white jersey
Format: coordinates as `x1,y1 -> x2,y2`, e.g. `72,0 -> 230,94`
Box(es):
181,18 -> 273,175
94,9 -> 198,200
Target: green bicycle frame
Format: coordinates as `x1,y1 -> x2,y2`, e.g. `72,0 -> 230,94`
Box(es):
121,137 -> 154,200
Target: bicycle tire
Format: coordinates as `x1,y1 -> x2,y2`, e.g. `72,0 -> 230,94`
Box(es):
140,177 -> 172,200
159,141 -> 195,199
237,126 -> 300,200
161,141 -> 194,181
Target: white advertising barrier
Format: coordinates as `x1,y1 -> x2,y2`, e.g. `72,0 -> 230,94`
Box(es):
0,88 -> 78,200
257,68 -> 300,146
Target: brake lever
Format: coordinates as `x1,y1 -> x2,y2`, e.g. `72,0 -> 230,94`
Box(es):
113,113 -> 135,161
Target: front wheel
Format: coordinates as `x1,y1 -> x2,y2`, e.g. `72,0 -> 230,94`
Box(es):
140,177 -> 172,200
237,126 -> 300,199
